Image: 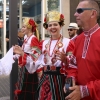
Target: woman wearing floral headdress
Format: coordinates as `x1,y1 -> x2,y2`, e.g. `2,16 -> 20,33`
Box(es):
13,18 -> 42,100
37,11 -> 75,100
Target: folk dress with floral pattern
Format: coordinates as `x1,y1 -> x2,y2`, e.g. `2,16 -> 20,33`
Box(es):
14,35 -> 42,100
38,35 -> 74,100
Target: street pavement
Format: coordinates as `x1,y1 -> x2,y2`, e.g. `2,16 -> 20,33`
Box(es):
0,75 -> 10,100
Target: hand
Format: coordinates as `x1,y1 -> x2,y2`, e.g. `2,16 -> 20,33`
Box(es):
13,45 -> 24,56
65,85 -> 81,100
55,49 -> 67,64
6,38 -> 9,42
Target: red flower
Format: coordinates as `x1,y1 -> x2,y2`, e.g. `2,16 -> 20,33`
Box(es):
14,90 -> 22,95
29,19 -> 35,27
60,14 -> 64,20
44,17 -> 46,22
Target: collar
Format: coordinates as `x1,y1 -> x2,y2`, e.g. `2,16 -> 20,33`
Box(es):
84,23 -> 99,36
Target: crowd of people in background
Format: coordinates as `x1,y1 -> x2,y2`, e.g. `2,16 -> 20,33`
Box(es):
3,0 -> 100,100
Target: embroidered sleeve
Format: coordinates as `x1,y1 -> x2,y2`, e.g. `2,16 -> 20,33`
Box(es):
62,40 -> 75,66
63,40 -> 78,80
30,37 -> 42,61
18,37 -> 42,73
80,85 -> 89,98
66,40 -> 75,53
27,37 -> 42,73
86,80 -> 100,99
69,54 -> 77,69
66,40 -> 75,67
60,40 -> 77,77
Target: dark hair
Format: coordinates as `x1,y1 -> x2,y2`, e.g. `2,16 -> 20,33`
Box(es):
58,21 -> 64,26
43,21 -> 64,29
43,23 -> 48,29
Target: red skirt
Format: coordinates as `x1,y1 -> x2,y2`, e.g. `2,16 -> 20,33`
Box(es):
38,71 -> 66,100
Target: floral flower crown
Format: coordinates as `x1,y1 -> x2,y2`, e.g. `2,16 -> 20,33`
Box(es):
43,11 -> 65,29
23,18 -> 40,40
23,18 -> 37,32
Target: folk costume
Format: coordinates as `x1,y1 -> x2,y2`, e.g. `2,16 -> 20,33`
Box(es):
14,18 -> 42,100
67,24 -> 100,100
38,11 -> 75,100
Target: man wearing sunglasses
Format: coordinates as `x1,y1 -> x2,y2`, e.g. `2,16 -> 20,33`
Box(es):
68,22 -> 79,41
64,0 -> 100,100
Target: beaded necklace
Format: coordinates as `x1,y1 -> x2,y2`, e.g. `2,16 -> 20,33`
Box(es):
43,34 -> 63,65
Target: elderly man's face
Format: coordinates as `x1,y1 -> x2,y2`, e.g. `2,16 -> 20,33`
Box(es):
74,1 -> 93,27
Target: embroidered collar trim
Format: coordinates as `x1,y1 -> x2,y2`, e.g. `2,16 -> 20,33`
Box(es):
84,24 -> 99,36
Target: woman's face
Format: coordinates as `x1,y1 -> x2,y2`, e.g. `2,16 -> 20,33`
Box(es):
47,21 -> 61,36
21,25 -> 28,35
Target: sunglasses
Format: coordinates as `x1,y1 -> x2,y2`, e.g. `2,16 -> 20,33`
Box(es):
76,8 -> 96,14
68,29 -> 74,31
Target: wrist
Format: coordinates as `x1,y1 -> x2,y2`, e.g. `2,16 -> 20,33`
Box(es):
21,51 -> 24,56
80,85 -> 89,98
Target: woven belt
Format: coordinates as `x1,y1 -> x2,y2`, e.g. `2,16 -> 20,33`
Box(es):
43,65 -> 61,74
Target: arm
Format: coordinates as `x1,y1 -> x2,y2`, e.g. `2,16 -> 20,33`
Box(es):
63,41 -> 80,100
65,41 -> 100,100
82,80 -> 100,99
22,37 -> 42,73
6,38 -> 9,42
14,37 -> 42,73
65,81 -> 100,100
59,40 -> 78,78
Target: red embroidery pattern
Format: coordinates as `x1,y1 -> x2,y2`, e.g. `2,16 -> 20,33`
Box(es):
82,24 -> 99,58
82,35 -> 91,58
40,76 -> 52,100
80,85 -> 89,98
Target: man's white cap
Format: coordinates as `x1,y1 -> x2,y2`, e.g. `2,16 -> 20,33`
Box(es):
68,23 -> 79,29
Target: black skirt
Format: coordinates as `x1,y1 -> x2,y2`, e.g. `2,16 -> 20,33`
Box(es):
14,67 -> 38,100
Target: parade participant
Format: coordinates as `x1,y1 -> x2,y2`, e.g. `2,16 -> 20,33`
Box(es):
37,11 -> 74,100
13,17 -> 42,100
65,0 -> 100,100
